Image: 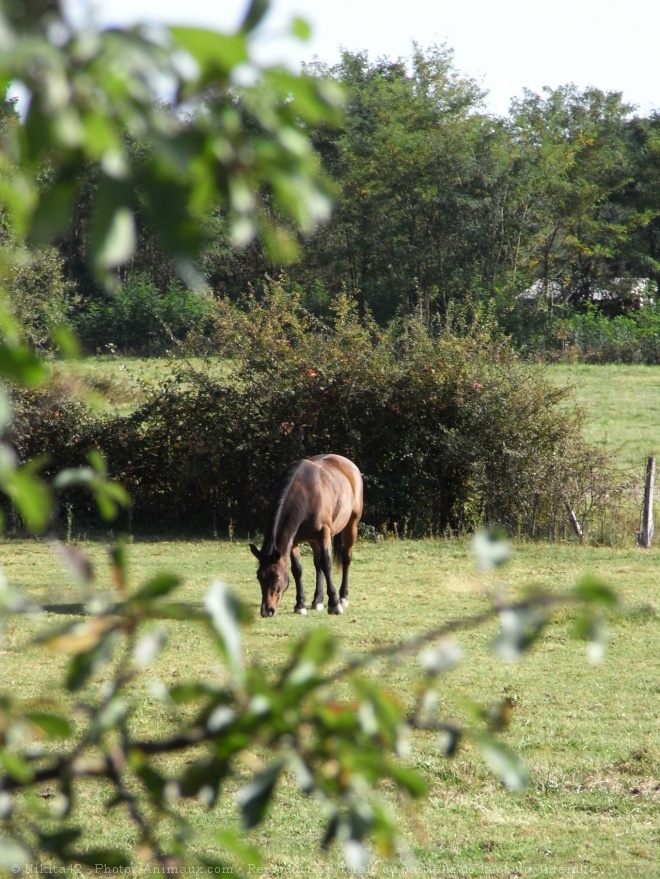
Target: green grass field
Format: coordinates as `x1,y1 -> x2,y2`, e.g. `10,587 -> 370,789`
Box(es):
4,359 -> 660,876
2,536 -> 660,877
548,363 -> 660,473
51,355 -> 233,417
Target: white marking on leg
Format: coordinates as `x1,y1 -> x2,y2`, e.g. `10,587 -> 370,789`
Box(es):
341,598 -> 349,607
298,606 -> 307,615
314,602 -> 324,611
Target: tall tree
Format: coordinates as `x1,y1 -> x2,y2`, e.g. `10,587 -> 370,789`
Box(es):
612,112 -> 660,297
299,46 -> 505,321
504,85 -> 649,308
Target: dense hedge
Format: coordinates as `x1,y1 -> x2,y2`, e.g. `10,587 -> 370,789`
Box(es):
502,299 -> 660,364
558,305 -> 660,364
8,290 -> 622,539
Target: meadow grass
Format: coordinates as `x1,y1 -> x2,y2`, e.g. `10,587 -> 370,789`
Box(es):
50,356 -> 233,417
2,536 -> 660,877
547,363 -> 660,473
6,358 -> 660,874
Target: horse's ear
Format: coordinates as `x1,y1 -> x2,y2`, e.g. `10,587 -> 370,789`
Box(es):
249,543 -> 262,561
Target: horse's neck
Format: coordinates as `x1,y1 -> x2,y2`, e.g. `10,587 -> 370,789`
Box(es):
265,461 -> 307,557
264,508 -> 294,556
264,509 -> 298,558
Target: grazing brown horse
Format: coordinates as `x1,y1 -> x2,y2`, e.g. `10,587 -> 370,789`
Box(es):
249,454 -> 363,617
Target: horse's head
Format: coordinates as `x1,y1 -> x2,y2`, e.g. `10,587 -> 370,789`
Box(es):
249,544 -> 289,617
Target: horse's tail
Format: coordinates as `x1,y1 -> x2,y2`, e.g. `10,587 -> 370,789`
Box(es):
332,532 -> 343,570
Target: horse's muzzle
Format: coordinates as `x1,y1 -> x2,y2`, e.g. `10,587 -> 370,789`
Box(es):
261,604 -> 276,617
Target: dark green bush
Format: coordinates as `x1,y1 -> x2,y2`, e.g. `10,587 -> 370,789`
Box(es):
9,285 -> 625,540
2,246 -> 77,351
73,275 -> 210,355
6,380 -> 103,529
502,297 -> 660,365
558,304 -> 660,363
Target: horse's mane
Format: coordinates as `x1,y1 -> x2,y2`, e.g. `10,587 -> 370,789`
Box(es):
264,460 -> 308,555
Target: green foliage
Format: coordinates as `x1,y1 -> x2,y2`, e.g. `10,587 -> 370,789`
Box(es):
73,275 -> 211,355
298,46 -> 503,321
125,290 -> 621,539
504,86 -> 645,303
558,302 -> 660,363
614,114 -> 660,287
0,0 -> 341,287
503,295 -> 660,365
6,34 -> 660,346
183,59 -> 660,332
1,245 -> 76,351
5,31 -> 660,349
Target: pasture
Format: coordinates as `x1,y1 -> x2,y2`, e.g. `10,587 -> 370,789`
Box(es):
50,355 -> 232,417
3,358 -> 660,875
3,535 -> 660,877
549,363 -> 660,473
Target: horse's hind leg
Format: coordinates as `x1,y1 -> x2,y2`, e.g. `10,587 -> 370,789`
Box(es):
311,544 -> 325,611
290,547 -> 307,615
339,517 -> 358,607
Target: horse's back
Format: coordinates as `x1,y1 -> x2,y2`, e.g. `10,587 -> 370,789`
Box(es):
309,454 -> 363,519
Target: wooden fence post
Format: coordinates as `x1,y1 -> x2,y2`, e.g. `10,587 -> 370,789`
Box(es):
638,456 -> 655,548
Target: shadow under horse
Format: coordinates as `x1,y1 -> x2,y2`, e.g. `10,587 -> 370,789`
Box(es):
250,454 -> 364,617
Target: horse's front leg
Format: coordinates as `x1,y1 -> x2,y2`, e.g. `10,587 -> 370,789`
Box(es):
290,547 -> 307,615
311,545 -> 325,611
319,530 -> 343,615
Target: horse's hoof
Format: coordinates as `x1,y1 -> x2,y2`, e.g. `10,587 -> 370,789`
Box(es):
314,602 -> 324,611
294,606 -> 307,615
340,598 -> 349,607
328,602 -> 344,615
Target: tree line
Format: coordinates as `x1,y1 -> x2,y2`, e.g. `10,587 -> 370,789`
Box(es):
294,46 -> 660,326
4,43 -> 660,354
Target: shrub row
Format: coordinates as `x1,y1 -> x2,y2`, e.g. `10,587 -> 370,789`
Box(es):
558,305 -> 660,364
8,289 -> 627,540
502,300 -> 660,364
